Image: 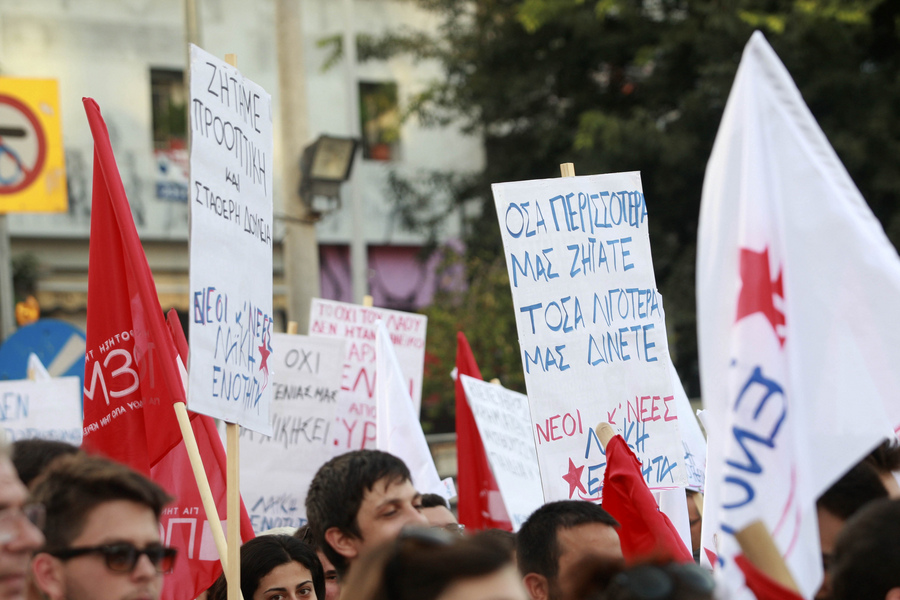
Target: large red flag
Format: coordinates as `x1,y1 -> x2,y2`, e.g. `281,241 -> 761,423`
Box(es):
82,99 -> 253,600
81,98 -> 185,473
455,332 -> 512,530
602,435 -> 692,563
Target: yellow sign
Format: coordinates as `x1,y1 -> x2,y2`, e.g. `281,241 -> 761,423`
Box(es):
0,78 -> 67,213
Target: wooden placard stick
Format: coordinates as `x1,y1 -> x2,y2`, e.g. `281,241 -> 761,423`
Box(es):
287,321 -> 299,334
560,163 -> 576,177
363,294 -> 374,307
222,51 -> 243,600
734,520 -> 800,593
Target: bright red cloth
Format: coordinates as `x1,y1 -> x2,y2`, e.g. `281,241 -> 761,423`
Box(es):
454,332 -> 512,531
81,99 -> 253,600
601,435 -> 693,563
81,98 -> 185,471
734,555 -> 805,600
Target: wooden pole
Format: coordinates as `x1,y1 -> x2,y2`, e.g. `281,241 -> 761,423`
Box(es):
363,295 -> 374,308
222,51 -> 242,600
560,163 -> 576,178
734,520 -> 800,593
172,403 -> 230,573
287,321 -> 299,335
226,422 -> 241,600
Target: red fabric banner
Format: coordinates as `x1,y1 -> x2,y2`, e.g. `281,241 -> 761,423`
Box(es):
81,99 -> 253,600
602,435 -> 693,563
455,332 -> 512,531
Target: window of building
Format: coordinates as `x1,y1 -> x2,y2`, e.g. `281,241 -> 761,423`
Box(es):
151,68 -> 187,151
150,69 -> 189,202
359,81 -> 400,161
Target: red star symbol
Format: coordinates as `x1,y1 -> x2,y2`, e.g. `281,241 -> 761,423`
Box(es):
258,332 -> 271,374
735,247 -> 785,346
562,458 -> 587,498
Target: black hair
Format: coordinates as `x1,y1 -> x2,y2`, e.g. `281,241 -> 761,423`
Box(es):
208,535 -> 325,600
11,439 -> 81,488
305,450 -> 412,576
341,529 -> 514,600
420,493 -> 449,509
865,438 -> 900,473
517,500 -> 619,581
816,461 -> 887,520
831,498 -> 900,600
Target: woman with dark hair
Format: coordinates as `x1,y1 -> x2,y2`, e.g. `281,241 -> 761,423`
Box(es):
209,534 -> 325,600
340,528 -> 527,600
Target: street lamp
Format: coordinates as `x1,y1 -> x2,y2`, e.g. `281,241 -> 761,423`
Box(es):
299,135 -> 358,218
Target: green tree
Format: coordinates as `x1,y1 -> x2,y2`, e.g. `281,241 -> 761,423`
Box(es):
366,0 -> 900,430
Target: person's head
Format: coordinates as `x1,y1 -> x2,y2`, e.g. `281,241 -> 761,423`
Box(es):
830,498 -> 900,600
684,491 -> 702,560
517,500 -> 621,600
295,525 -> 339,600
209,534 -> 325,600
341,528 -> 526,600
569,555 -> 714,600
29,454 -> 174,600
815,461 -> 888,599
419,494 -> 460,533
305,450 -> 427,578
865,438 -> 900,498
10,439 -> 81,489
0,434 -> 45,600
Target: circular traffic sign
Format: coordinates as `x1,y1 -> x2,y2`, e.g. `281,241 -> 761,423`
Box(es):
0,93 -> 47,195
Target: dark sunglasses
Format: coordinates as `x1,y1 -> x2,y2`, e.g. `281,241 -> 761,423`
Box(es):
606,562 -> 715,600
48,542 -> 177,574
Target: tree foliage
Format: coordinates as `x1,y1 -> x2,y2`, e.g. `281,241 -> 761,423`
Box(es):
368,0 -> 900,430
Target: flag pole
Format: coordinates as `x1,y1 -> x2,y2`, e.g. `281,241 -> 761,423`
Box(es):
172,403 -> 230,573
222,52 -> 242,600
560,162 -> 576,178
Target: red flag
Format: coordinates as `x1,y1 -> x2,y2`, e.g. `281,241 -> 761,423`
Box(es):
455,332 -> 512,531
734,555 -> 805,600
81,99 -> 254,600
81,98 -> 185,473
602,435 -> 692,563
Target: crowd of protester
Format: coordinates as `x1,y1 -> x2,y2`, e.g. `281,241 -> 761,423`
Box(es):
1,435 -> 898,600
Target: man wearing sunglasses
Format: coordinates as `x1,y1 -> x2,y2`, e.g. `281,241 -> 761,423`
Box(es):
29,454 -> 175,600
0,435 -> 45,600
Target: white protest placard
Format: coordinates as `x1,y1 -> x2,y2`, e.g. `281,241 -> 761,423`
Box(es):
492,171 -> 686,502
238,334 -> 345,533
0,377 -> 81,444
669,361 -> 706,492
459,375 -> 543,530
309,299 -> 427,452
187,44 -> 274,434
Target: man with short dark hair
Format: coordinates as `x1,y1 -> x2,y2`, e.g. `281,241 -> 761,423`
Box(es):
305,449 -> 428,579
517,500 -> 621,600
30,454 -> 175,600
830,498 -> 900,600
815,461 -> 888,600
295,524 -> 340,600
420,493 -> 461,533
0,435 -> 45,600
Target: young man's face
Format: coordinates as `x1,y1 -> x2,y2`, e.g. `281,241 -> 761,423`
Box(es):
343,477 -> 428,561
41,499 -> 164,600
0,456 -> 44,600
552,523 -> 622,600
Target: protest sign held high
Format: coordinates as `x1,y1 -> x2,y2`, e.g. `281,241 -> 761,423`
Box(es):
309,298 -> 427,451
239,333 -> 345,533
188,45 -> 274,434
697,32 -> 898,597
459,375 -> 543,530
0,377 -> 81,444
492,171 -> 686,502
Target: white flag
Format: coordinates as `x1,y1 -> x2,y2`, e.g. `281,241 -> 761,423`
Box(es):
375,320 -> 447,498
697,31 -> 897,598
